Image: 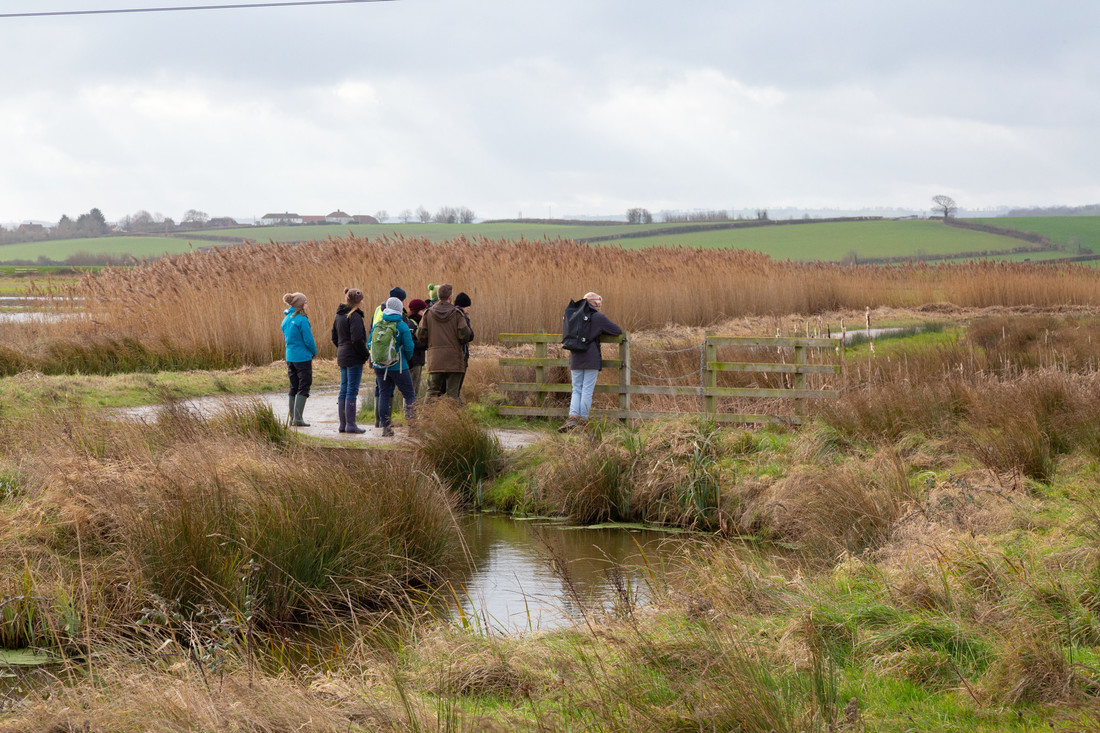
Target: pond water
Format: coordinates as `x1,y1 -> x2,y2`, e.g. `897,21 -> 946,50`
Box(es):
829,326 -> 921,343
446,514 -> 686,633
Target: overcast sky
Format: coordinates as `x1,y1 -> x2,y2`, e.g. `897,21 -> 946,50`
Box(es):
1,0 -> 1097,223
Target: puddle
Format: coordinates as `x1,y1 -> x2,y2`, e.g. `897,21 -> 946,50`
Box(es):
114,390 -> 541,449
829,326 -> 919,343
0,312 -> 76,323
446,514 -> 685,633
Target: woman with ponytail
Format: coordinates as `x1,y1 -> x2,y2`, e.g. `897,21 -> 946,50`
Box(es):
331,287 -> 368,433
281,292 -> 317,427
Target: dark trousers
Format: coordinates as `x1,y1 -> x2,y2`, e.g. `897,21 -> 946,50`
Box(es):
375,368 -> 416,428
395,364 -> 423,412
426,371 -> 464,400
287,360 -> 313,398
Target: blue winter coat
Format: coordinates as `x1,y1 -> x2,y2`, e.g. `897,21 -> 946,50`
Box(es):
281,308 -> 318,363
368,312 -> 415,373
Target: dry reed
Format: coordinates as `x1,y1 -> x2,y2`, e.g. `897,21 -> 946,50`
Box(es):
71,235 -> 1100,367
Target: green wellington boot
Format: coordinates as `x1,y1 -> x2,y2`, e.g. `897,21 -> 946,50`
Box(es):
291,394 -> 310,427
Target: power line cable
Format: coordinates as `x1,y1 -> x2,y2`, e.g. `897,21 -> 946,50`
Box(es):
0,0 -> 395,19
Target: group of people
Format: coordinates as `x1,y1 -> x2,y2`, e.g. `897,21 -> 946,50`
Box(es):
279,283 -> 474,436
280,287 -> 619,434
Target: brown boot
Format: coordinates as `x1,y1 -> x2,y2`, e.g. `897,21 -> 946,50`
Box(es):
558,415 -> 578,433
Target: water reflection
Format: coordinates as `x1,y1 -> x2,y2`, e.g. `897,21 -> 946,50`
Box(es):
447,514 -> 681,633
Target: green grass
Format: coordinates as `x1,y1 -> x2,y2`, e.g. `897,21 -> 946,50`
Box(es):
0,219 -> 1054,265
603,219 -> 1033,260
968,216 -> 1100,252
194,221 -> 701,244
0,236 -> 193,262
959,250 -> 1084,263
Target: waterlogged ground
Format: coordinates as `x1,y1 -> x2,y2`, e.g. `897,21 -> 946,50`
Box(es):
451,513 -> 683,633
114,388 -> 541,449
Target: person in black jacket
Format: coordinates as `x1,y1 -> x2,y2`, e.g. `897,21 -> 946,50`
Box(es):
454,292 -> 474,402
561,291 -> 621,432
331,287 -> 368,433
404,298 -> 429,400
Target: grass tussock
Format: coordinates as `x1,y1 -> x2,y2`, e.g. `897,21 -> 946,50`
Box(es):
411,398 -> 502,503
0,402 -> 463,641
756,451 -> 915,554
983,626 -> 1095,705
538,436 -> 634,524
631,419 -> 724,529
130,455 -> 459,623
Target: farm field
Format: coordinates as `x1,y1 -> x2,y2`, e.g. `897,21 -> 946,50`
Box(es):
968,215 -> 1100,251
601,218 -> 1034,260
0,218 -> 1064,265
192,220 -> 706,244
0,236 -> 194,262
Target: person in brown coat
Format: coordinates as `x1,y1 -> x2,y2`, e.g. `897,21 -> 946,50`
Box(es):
416,283 -> 473,400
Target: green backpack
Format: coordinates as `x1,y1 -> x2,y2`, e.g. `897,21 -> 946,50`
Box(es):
371,320 -> 401,369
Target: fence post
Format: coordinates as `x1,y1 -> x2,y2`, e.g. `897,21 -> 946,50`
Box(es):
704,331 -> 717,419
794,342 -> 806,418
535,330 -> 547,410
619,333 -> 631,422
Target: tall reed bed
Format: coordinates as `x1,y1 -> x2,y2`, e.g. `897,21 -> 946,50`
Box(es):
74,235 -> 1100,367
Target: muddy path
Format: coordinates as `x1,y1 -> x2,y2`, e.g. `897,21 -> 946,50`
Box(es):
115,388 -> 543,450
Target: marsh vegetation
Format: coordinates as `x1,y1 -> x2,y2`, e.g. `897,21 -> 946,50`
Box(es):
2,238 -> 1100,730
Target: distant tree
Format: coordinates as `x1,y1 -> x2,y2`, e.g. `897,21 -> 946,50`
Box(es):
626,207 -> 652,224
399,208 -> 413,224
75,209 -> 109,237
374,209 -> 388,223
416,206 -> 432,224
125,210 -> 155,232
755,209 -> 769,221
182,209 -> 209,227
932,195 -> 957,218
457,206 -> 476,224
433,206 -> 458,224
55,214 -> 77,238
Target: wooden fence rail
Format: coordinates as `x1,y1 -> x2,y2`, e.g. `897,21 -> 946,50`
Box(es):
497,331 -> 841,424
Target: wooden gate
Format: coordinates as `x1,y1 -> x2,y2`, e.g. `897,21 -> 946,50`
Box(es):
497,331 -> 840,424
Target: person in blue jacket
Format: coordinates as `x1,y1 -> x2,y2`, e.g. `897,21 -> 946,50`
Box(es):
281,291 -> 318,427
368,296 -> 416,437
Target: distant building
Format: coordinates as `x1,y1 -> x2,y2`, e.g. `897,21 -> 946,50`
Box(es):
326,210 -> 353,225
352,214 -> 380,225
300,215 -> 326,224
259,212 -> 302,225
207,217 -> 238,228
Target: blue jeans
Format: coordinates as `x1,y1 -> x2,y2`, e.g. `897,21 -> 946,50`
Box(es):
375,368 -> 416,428
569,369 -> 599,419
338,365 -> 364,401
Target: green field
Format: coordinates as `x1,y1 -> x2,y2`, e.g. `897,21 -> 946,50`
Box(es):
968,215 -> 1100,251
0,218 -> 1079,265
196,221 -> 693,244
0,236 -> 194,261
602,219 -> 1030,260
